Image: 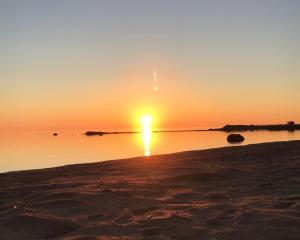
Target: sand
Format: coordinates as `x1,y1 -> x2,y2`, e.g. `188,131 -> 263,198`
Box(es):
0,140 -> 299,240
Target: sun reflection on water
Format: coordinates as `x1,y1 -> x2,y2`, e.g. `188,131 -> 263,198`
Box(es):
141,115 -> 152,156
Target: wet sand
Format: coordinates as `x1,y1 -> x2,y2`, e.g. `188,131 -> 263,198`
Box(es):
0,140 -> 299,239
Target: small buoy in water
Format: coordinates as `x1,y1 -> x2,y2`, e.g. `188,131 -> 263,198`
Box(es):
53,133 -> 58,136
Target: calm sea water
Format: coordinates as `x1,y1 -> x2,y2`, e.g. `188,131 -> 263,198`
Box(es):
0,130 -> 299,173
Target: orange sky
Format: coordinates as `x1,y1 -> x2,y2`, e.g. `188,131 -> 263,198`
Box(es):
1,59 -> 298,131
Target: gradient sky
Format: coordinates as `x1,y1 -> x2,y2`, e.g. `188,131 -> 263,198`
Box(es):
1,0 -> 299,130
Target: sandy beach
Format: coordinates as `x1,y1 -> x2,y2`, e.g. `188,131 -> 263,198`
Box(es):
0,140 -> 299,239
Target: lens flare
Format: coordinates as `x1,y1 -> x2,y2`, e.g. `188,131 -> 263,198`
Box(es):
141,115 -> 152,156
152,68 -> 158,92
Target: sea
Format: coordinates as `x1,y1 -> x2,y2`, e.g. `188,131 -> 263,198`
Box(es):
0,129 -> 299,173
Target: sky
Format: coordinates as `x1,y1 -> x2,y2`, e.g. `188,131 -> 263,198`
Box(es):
0,0 -> 299,131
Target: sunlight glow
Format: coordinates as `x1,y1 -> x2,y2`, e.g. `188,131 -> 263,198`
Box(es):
141,115 -> 152,156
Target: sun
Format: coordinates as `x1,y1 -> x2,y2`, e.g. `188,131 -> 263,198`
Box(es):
140,115 -> 153,126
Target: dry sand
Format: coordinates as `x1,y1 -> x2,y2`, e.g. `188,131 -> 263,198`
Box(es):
0,140 -> 300,240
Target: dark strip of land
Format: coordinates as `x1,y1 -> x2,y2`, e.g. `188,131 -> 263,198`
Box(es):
84,129 -> 208,136
85,122 -> 299,136
212,123 -> 300,132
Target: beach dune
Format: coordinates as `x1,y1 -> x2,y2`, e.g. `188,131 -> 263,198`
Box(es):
0,141 -> 300,239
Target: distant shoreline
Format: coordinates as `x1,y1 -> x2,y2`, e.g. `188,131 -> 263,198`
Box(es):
84,129 -> 209,136
85,122 -> 299,136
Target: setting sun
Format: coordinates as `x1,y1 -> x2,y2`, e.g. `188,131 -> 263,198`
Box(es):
141,115 -> 152,126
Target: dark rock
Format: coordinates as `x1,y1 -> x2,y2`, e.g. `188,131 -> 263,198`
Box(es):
227,134 -> 245,143
53,133 -> 58,136
85,131 -> 104,136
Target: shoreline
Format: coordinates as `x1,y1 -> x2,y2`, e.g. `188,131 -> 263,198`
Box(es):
0,140 -> 299,239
